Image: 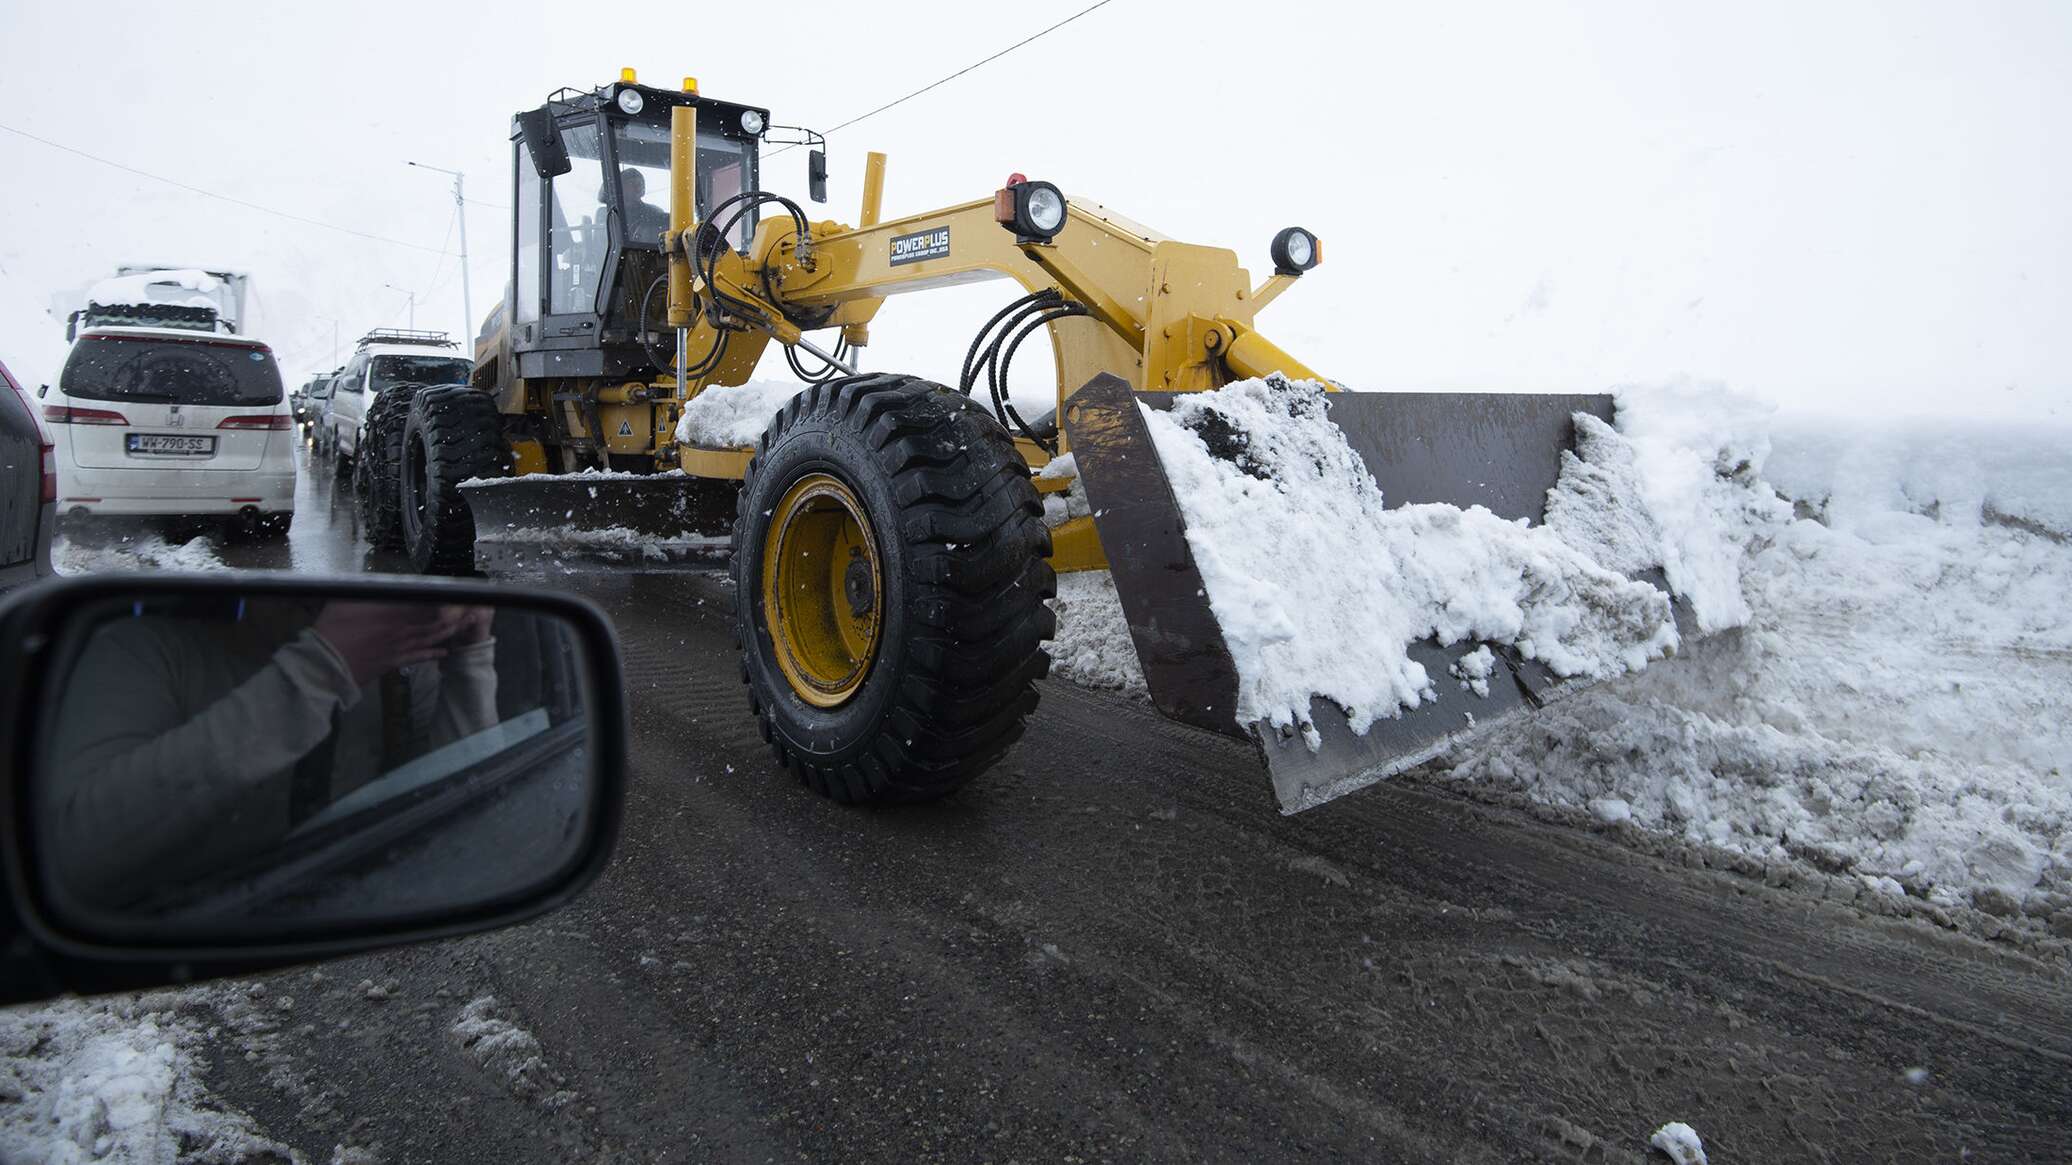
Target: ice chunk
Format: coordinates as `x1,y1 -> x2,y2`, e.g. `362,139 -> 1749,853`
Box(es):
1649,1121 -> 1708,1164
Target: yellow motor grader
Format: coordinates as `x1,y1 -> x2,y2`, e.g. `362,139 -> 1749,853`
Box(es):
357,70 -> 1645,813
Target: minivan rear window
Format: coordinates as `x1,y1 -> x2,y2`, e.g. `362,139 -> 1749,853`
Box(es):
61,335 -> 283,407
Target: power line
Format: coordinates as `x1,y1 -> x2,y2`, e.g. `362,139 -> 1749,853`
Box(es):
0,121 -> 447,254
771,0 -> 1118,155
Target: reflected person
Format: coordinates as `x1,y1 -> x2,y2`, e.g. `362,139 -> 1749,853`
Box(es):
45,601 -> 499,909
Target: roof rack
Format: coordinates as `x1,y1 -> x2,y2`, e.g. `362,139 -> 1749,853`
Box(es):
356,328 -> 457,350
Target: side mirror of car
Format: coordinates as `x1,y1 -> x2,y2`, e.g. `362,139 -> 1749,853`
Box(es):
0,575 -> 628,1006
808,148 -> 829,204
36,385 -> 48,399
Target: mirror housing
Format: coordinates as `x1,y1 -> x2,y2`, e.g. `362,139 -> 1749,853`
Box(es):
808,148 -> 829,204
516,108 -> 573,180
0,574 -> 629,1005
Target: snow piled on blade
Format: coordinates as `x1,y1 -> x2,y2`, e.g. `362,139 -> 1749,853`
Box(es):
673,380 -> 810,448
0,995 -> 295,1164
1140,377 -> 1679,745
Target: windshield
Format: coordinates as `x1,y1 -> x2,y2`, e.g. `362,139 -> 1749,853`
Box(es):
611,119 -> 756,249
369,354 -> 470,391
60,335 -> 281,407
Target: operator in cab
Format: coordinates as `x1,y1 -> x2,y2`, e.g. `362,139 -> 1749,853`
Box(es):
616,167 -> 671,245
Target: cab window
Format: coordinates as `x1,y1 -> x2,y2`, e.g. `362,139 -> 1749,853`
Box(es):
548,122 -> 608,316
611,119 -> 757,250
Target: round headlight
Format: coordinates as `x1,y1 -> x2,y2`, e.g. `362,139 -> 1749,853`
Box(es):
741,110 -> 766,135
1270,226 -> 1321,275
1022,184 -> 1067,236
616,87 -> 645,115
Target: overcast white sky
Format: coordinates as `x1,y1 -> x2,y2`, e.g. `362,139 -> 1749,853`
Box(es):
1,0 -> 2066,421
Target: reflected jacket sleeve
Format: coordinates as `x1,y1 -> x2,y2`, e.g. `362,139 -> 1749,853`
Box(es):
429,637 -> 500,745
47,626 -> 363,901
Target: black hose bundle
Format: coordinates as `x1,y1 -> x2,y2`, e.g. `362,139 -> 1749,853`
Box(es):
639,275 -> 730,381
958,289 -> 1084,453
785,335 -> 851,384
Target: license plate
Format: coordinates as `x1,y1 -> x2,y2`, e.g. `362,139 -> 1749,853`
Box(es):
127,433 -> 216,456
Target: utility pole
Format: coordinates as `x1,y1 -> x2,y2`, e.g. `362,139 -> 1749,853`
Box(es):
383,284 -> 418,330
408,161 -> 472,342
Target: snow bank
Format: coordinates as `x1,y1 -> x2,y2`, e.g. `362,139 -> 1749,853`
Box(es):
52,532 -> 228,575
673,380 -> 809,448
1765,412 -> 2072,537
1140,377 -> 1679,745
1440,391 -> 2072,918
0,995 -> 294,1164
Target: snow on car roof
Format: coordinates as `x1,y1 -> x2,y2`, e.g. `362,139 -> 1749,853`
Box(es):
75,325 -> 273,351
85,268 -> 224,310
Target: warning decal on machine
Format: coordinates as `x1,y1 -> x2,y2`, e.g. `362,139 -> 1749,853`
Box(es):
617,419 -> 634,436
890,226 -> 950,266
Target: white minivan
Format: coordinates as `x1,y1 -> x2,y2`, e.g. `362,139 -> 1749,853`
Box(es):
43,326 -> 296,538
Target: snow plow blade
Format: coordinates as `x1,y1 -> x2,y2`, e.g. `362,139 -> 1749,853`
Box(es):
1061,373 -> 1669,814
460,473 -> 738,573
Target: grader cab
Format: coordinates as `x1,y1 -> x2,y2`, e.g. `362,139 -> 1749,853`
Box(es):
352,71 -> 1690,814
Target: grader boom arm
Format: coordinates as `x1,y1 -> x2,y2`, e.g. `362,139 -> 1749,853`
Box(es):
709,179 -> 1326,411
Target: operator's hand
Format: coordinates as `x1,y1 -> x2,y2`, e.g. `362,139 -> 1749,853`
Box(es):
446,605 -> 495,645
312,602 -> 475,686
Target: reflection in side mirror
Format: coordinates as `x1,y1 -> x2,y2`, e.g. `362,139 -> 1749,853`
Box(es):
0,576 -> 625,981
516,108 -> 572,180
808,148 -> 829,204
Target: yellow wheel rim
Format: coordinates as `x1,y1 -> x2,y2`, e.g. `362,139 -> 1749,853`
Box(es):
761,472 -> 883,708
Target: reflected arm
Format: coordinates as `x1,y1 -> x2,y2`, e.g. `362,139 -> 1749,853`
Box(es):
46,627 -> 362,905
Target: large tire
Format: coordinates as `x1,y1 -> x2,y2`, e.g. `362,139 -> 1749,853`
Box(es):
400,386 -> 506,574
732,373 -> 1055,804
355,385 -> 422,550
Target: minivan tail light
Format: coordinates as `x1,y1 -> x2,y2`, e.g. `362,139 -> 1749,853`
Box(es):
217,414 -> 294,430
42,405 -> 129,425
39,445 -> 56,504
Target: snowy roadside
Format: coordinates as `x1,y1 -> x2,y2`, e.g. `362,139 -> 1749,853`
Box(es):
1042,379 -> 2072,932
50,531 -> 229,575
0,991 -> 300,1164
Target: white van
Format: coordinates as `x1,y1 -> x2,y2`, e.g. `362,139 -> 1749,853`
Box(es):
326,331 -> 472,471
43,327 -> 296,538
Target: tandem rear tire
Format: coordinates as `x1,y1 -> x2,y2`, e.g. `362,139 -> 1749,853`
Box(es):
355,386 -> 422,551
732,373 -> 1055,805
400,386 -> 506,575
